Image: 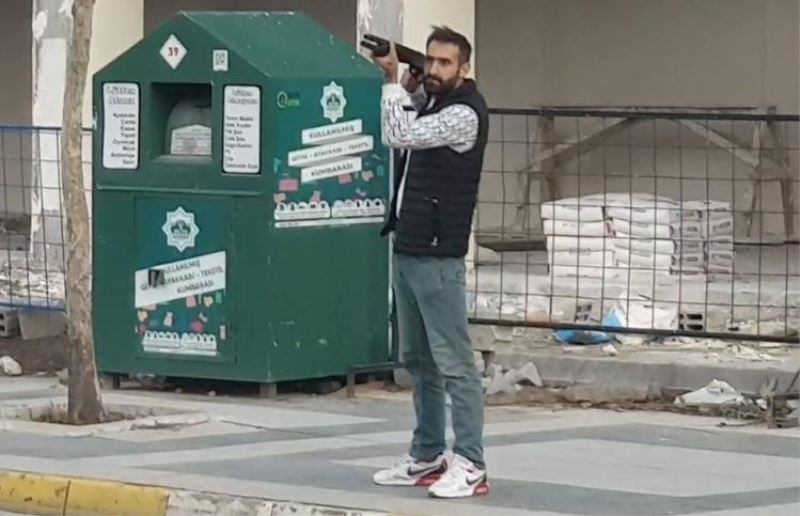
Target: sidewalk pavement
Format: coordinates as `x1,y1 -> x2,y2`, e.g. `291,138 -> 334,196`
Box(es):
0,376 -> 799,516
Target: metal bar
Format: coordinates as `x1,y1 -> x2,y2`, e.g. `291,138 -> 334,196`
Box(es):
95,185 -> 263,196
467,318 -> 799,344
488,108 -> 800,122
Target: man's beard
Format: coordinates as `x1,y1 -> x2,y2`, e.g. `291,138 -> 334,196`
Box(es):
424,74 -> 460,96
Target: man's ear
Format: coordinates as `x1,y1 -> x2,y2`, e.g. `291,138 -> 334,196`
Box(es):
459,61 -> 471,79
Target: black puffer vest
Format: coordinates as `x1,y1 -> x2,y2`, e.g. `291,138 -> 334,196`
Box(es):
382,80 -> 489,257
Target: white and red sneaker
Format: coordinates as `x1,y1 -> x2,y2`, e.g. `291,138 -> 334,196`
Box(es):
428,454 -> 490,498
372,454 -> 447,486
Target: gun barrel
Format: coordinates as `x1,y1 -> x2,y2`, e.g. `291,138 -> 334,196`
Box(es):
361,33 -> 425,72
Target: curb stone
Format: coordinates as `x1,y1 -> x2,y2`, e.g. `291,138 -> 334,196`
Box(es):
0,471 -> 392,516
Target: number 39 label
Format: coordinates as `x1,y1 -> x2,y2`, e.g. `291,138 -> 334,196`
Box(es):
159,34 -> 187,70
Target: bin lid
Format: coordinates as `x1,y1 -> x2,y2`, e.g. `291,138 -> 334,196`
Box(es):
185,11 -> 380,79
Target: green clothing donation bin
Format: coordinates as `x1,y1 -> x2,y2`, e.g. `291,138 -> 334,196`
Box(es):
92,12 -> 391,385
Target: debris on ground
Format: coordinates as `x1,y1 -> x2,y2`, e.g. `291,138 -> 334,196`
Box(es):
482,369 -> 796,429
484,361 -> 544,395
485,362 -> 503,379
0,335 -> 66,375
602,344 -> 619,357
727,318 -> 799,339
485,373 -> 521,396
0,355 -> 22,376
606,294 -> 678,346
491,326 -> 515,342
674,379 -> 746,407
507,362 -> 544,387
485,383 -> 664,407
730,345 -> 784,362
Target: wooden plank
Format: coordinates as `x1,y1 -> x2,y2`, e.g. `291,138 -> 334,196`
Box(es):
768,119 -> 797,238
679,120 -> 762,169
511,116 -> 555,231
744,123 -> 765,237
517,117 -> 632,173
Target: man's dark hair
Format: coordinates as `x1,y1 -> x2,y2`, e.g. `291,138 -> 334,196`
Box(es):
426,25 -> 472,64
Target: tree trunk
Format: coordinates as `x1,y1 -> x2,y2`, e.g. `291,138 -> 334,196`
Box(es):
62,0 -> 104,425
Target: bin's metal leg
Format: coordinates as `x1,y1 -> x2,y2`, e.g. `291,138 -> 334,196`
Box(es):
259,382 -> 278,399
346,371 -> 356,398
99,373 -> 121,390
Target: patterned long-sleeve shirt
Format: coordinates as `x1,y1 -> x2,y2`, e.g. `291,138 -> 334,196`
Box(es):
381,83 -> 479,216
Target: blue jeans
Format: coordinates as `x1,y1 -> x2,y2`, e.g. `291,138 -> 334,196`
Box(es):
393,253 -> 485,469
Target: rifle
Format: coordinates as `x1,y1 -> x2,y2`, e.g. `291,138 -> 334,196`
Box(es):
360,33 -> 425,78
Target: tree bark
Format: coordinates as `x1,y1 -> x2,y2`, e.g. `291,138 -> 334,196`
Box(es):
62,0 -> 104,425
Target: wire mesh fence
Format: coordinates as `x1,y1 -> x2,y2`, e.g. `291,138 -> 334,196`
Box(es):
469,108 -> 800,344
0,125 -> 92,312
2,115 -> 799,345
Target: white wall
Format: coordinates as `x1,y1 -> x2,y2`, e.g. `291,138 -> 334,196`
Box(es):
82,0 -> 144,124
474,0 -> 799,241
402,0 -> 475,73
476,0 -> 799,112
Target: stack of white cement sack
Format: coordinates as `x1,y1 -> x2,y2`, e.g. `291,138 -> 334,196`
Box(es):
682,200 -> 734,273
540,195 -> 612,278
605,193 -> 704,276
541,194 -> 734,277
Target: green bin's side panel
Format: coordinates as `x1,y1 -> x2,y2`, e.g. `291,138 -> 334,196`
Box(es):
258,75 -> 390,380
93,12 -> 390,383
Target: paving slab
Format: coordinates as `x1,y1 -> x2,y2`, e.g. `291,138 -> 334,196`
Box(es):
0,377 -> 798,515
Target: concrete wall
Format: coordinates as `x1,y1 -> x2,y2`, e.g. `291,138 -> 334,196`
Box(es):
0,0 -> 33,221
474,0 -> 800,241
402,0 -> 475,72
476,0 -> 799,111
0,1 -> 32,125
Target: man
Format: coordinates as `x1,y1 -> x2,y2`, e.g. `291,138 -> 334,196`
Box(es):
370,26 -> 490,499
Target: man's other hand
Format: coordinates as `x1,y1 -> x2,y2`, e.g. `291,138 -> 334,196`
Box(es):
401,69 -> 422,93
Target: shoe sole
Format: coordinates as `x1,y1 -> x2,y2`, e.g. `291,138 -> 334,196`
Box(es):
374,471 -> 445,487
428,481 -> 491,498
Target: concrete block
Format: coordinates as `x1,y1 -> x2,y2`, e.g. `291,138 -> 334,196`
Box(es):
474,351 -> 486,375
0,310 -> 20,337
393,368 -> 413,390
19,310 -> 67,340
486,374 -> 518,396
485,363 -> 503,380
507,362 -> 544,387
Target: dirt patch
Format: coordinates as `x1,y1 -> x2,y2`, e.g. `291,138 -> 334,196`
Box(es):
0,335 -> 67,375
485,385 -> 798,427
31,408 -> 129,425
1,403 -> 204,430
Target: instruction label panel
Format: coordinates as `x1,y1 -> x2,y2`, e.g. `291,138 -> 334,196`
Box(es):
223,85 -> 260,174
135,251 -> 226,308
102,82 -> 140,169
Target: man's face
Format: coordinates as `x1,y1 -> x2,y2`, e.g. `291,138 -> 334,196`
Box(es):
424,41 -> 469,96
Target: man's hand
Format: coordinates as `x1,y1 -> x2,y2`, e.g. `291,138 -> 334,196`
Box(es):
373,42 -> 399,83
401,69 -> 422,93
